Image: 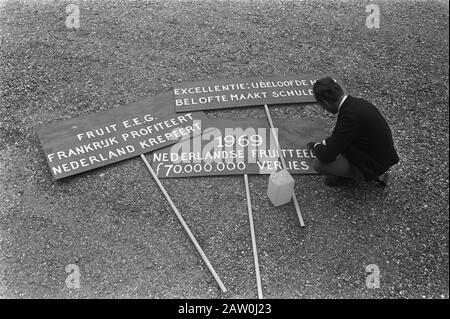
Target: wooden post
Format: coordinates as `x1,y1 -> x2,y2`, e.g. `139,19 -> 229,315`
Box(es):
264,104 -> 305,227
244,174 -> 264,299
141,154 -> 227,293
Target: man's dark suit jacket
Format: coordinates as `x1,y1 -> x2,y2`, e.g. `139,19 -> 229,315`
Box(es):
313,95 -> 399,181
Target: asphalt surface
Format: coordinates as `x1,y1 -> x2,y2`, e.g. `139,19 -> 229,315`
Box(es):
0,0 -> 448,298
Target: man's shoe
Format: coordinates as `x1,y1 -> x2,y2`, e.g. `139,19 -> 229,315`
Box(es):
377,172 -> 392,187
324,176 -> 356,187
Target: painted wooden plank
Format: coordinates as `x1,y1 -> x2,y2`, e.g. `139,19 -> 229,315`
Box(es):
173,74 -> 342,112
150,118 -> 325,178
36,91 -> 206,179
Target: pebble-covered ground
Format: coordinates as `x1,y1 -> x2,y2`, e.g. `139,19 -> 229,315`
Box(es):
0,0 -> 448,298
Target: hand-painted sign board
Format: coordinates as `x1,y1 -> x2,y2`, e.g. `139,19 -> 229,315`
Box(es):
150,118 -> 325,178
36,92 -> 206,180
173,74 -> 341,112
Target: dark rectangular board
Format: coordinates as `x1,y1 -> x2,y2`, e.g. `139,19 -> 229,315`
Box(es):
36,91 -> 207,180
173,74 -> 342,112
150,117 -> 326,178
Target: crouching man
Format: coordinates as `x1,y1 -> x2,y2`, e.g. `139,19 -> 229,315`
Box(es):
308,77 -> 399,187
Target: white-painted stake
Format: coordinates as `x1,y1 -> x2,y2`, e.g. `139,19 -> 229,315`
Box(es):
141,154 -> 227,293
244,174 -> 263,299
264,104 -> 305,227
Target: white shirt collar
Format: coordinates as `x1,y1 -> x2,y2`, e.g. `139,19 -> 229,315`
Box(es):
338,95 -> 348,112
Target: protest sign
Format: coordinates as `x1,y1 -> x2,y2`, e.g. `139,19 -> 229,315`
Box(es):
36,92 -> 206,179
173,74 -> 341,112
150,118 -> 325,178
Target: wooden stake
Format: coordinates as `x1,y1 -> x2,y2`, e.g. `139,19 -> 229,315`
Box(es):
244,174 -> 264,299
140,154 -> 227,293
264,104 -> 305,227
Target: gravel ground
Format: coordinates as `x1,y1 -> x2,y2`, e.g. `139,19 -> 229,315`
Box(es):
0,0 -> 448,298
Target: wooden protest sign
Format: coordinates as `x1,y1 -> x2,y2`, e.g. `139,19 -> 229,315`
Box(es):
37,92 -> 229,292
36,92 -> 206,179
173,74 -> 341,112
150,118 -> 325,178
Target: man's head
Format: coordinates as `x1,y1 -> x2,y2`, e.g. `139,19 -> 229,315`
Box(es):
312,77 -> 344,114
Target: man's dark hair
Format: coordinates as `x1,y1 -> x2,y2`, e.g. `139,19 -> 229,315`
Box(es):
312,77 -> 344,104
